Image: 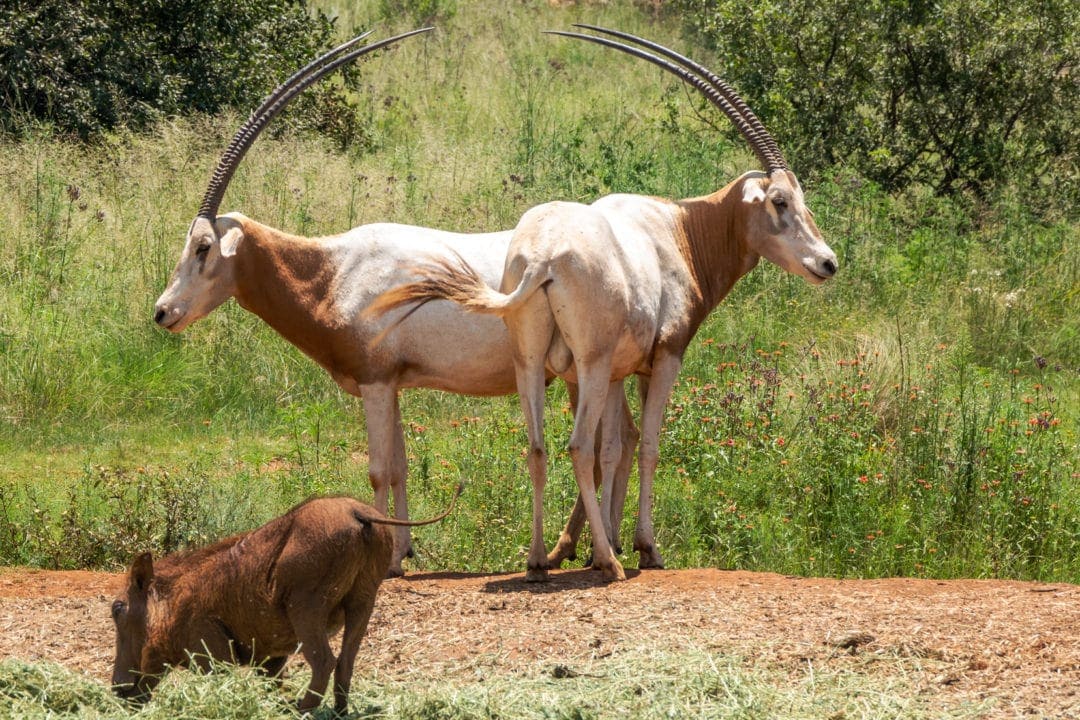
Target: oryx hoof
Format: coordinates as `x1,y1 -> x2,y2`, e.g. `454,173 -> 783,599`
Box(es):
547,536 -> 579,568
525,564 -> 550,583
545,549 -> 574,568
634,541 -> 664,569
599,560 -> 627,582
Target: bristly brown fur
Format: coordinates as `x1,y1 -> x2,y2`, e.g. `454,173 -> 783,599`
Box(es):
110,491 -> 454,713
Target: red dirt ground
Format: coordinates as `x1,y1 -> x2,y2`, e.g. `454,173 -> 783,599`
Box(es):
1,567 -> 1077,718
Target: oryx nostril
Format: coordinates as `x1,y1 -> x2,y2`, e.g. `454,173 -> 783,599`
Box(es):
822,259 -> 838,276
154,309 -> 167,326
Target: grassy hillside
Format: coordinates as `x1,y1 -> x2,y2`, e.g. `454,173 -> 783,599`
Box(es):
0,0 -> 1076,582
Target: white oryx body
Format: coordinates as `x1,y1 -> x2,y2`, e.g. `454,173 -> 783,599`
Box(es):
372,28 -> 838,582
157,215 -> 636,576
154,31 -> 635,577
157,215 -> 516,394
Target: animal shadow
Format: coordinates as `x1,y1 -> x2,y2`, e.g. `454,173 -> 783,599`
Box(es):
482,567 -> 642,595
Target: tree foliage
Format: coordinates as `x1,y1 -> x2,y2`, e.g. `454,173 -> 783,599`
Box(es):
0,0 -> 362,141
674,0 -> 1079,206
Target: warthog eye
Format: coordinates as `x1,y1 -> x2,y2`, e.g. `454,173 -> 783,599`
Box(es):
112,600 -> 126,620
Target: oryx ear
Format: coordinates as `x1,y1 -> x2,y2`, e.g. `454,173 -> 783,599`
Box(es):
216,220 -> 245,258
742,177 -> 767,204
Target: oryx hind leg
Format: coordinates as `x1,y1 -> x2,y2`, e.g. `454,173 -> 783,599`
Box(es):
565,362 -> 626,582
508,299 -> 559,582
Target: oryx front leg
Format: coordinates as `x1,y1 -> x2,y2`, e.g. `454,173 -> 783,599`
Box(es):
361,384 -> 412,576
548,381 -> 636,568
596,380 -> 626,552
608,388 -> 638,549
547,381 -> 587,567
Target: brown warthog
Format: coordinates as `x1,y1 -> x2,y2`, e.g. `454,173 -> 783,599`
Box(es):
110,487 -> 460,712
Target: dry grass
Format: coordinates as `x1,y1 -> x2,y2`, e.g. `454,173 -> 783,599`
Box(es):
4,567 -> 1077,718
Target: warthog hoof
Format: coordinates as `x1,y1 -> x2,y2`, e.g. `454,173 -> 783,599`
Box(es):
386,565 -> 405,578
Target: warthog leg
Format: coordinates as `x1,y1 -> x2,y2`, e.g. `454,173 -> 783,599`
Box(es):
288,606 -> 336,712
332,591 -> 378,712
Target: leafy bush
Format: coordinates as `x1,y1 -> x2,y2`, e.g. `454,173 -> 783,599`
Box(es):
673,0 -> 1079,208
0,0 -> 361,141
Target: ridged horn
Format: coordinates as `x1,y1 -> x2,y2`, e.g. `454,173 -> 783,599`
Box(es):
198,27 -> 433,220
546,28 -> 787,174
571,24 -> 788,172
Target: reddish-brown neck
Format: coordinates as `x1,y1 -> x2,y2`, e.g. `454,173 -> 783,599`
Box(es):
673,180 -> 759,334
231,219 -> 346,373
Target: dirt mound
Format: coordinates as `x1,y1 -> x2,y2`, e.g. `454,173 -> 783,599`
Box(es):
2,567 -> 1077,718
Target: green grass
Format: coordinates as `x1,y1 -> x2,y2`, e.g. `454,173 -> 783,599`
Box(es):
0,0 -> 1077,585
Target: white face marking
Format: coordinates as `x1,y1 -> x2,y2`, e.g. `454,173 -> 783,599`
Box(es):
153,216 -> 241,332
745,172 -> 837,284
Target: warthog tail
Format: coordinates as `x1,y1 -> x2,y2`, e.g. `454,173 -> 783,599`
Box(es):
357,483 -> 464,527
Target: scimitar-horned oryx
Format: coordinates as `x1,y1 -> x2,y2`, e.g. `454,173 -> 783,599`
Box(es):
153,29 -> 636,576
370,26 -> 839,581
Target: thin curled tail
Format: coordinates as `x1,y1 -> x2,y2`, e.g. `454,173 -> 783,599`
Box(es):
358,483 -> 465,527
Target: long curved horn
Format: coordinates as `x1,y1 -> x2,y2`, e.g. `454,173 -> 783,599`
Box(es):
570,24 -> 788,172
249,30 -> 374,128
198,27 -> 433,220
546,29 -> 787,174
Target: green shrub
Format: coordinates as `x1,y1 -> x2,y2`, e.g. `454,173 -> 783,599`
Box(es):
0,0 -> 360,142
673,0 -> 1079,210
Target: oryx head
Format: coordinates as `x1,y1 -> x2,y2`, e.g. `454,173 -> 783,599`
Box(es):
739,169 -> 837,284
153,28 -> 432,332
549,26 -> 838,285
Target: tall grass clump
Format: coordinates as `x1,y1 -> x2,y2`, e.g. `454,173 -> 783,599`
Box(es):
0,0 -> 1076,581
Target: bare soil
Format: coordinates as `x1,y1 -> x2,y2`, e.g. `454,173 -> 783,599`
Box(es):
1,566 -> 1077,718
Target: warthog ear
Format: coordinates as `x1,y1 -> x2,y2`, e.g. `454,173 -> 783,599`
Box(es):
129,552 -> 154,595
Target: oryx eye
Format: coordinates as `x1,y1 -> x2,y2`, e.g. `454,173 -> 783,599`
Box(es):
112,600 -> 126,620
194,242 -> 211,258
771,197 -> 788,209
